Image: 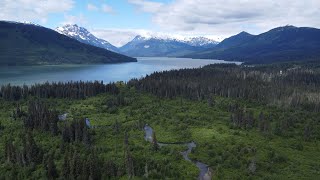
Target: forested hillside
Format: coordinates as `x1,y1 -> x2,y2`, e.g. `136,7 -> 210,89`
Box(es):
0,63 -> 319,179
0,21 -> 136,66
185,26 -> 320,64
129,62 -> 320,111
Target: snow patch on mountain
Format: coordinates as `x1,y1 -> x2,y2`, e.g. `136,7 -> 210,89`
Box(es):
182,37 -> 219,47
4,20 -> 41,27
128,34 -> 219,48
56,24 -> 119,53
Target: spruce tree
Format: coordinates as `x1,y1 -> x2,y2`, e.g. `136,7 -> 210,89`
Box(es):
152,132 -> 159,151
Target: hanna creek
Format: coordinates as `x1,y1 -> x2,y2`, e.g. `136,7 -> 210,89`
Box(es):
144,125 -> 213,180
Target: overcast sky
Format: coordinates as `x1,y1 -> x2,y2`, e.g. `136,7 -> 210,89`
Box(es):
1,0 -> 319,47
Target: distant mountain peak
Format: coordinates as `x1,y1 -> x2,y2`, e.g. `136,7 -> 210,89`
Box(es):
70,24 -> 78,27
131,34 -> 177,42
182,37 -> 219,47
56,24 -> 119,52
129,34 -> 218,47
237,31 -> 252,36
275,25 -> 297,31
56,24 -> 91,38
284,24 -> 296,28
185,25 -> 320,64
132,35 -> 149,41
120,34 -> 219,57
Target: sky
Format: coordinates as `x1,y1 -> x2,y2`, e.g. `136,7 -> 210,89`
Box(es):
0,0 -> 320,47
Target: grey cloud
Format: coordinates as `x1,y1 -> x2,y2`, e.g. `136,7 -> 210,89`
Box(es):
91,29 -> 142,47
62,14 -> 87,26
129,0 -> 320,38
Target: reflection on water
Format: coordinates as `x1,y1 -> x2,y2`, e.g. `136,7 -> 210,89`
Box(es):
0,57 -> 241,85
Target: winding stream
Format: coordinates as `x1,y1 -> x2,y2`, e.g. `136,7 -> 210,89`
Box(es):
144,125 -> 212,180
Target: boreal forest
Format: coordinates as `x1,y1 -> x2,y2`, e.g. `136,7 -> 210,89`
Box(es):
0,62 -> 319,179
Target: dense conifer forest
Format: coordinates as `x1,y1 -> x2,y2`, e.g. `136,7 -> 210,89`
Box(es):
0,62 -> 319,179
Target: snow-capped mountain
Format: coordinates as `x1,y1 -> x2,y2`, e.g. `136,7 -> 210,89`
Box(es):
182,37 -> 219,48
119,35 -> 219,57
123,35 -> 218,47
56,24 -> 119,53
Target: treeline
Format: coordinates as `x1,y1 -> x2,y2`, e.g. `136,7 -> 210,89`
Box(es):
3,121 -> 179,179
62,119 -> 91,145
4,133 -> 102,180
58,148 -> 102,180
23,100 -> 59,135
14,100 -> 93,144
228,104 -> 318,141
128,63 -> 320,112
4,131 -> 42,166
0,81 -> 119,101
3,99 -> 98,179
4,99 -> 164,179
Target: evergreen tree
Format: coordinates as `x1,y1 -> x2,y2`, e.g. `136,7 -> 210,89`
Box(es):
71,152 -> 81,179
45,153 -> 58,180
124,132 -> 134,178
304,123 -> 313,141
152,132 -> 159,151
259,112 -> 265,132
62,152 -> 70,178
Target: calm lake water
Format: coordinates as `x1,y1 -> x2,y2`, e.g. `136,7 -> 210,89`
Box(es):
0,57 -> 240,86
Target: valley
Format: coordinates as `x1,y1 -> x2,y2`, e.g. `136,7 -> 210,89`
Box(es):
1,2 -> 320,178
0,63 -> 319,179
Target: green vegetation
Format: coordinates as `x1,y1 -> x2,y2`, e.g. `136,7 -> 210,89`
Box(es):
0,63 -> 319,179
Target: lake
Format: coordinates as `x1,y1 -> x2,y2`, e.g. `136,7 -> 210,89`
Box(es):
0,57 -> 241,86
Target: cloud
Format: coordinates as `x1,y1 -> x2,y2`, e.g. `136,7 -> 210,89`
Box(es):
128,0 -> 320,37
87,3 -> 98,11
0,0 -> 74,23
87,3 -> 114,14
128,0 -> 163,13
102,4 -> 114,13
62,14 -> 87,26
91,28 -> 146,47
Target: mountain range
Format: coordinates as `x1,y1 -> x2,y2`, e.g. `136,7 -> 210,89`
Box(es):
0,21 -> 136,66
185,26 -> 320,64
54,24 -> 219,57
1,20 -> 319,65
118,35 -> 218,57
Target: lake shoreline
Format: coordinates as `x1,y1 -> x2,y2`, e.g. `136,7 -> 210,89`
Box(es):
0,57 -> 241,86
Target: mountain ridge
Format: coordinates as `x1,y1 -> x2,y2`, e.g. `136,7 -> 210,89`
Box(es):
119,35 -> 218,57
184,26 -> 320,64
0,21 -> 136,66
56,24 -> 119,53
